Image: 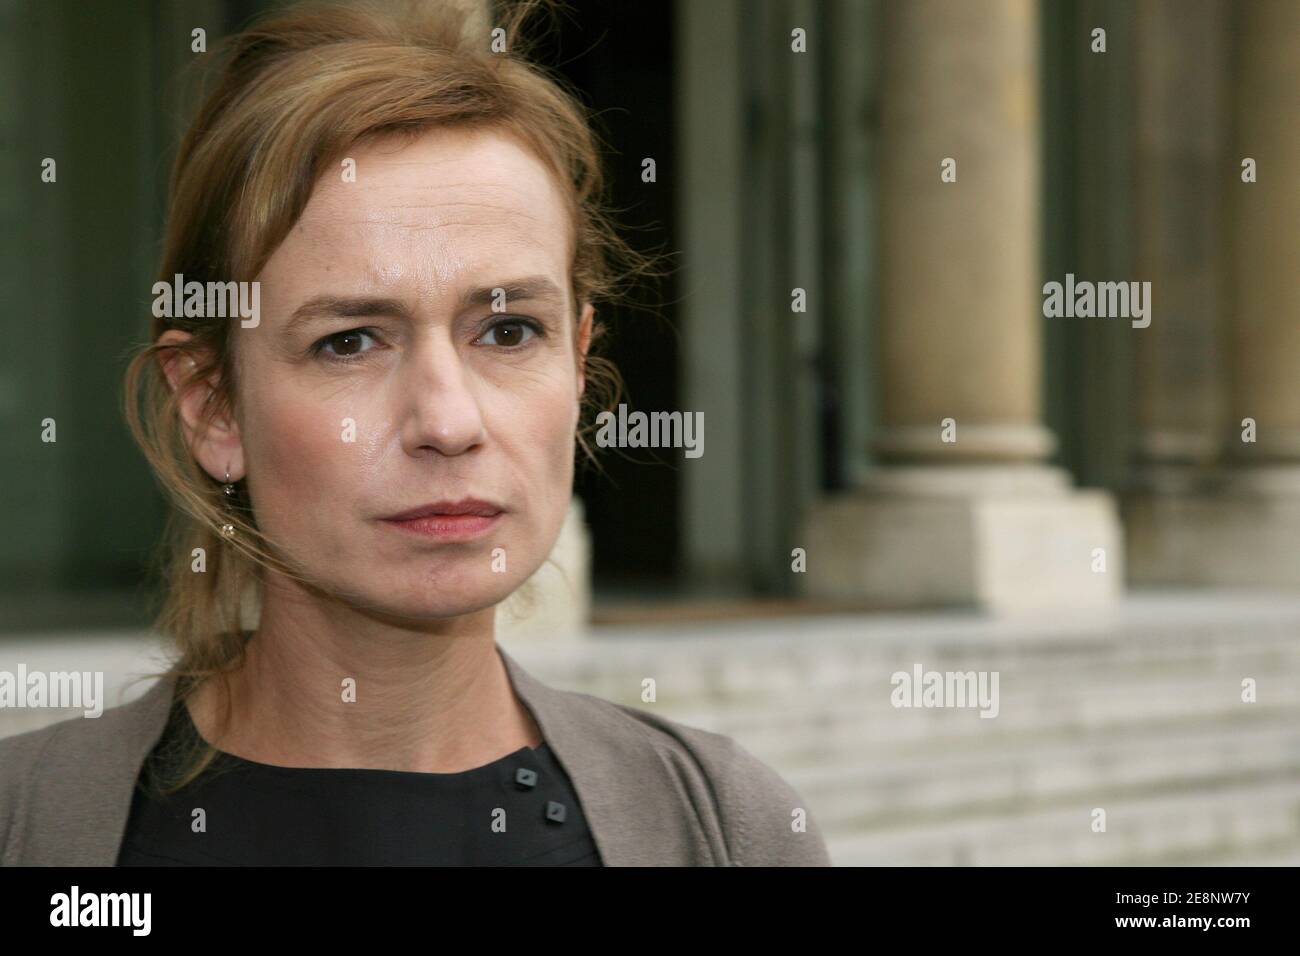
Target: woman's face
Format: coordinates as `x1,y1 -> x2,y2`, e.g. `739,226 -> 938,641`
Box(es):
175,126 -> 592,621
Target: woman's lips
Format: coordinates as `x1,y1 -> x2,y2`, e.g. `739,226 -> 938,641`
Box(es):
380,512 -> 502,541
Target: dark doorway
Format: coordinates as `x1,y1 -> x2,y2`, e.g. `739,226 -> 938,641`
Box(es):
527,1 -> 681,594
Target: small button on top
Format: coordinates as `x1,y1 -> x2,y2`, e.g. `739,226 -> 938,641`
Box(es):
514,767 -> 538,790
545,801 -> 566,824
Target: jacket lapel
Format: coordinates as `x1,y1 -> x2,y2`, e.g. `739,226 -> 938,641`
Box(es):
52,675 -> 177,866
495,643 -> 721,866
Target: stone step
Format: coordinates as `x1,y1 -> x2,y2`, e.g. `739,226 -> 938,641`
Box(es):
642,679 -> 1300,769
535,635 -> 1300,708
780,715 -> 1300,830
823,775 -> 1300,866
1182,836 -> 1300,867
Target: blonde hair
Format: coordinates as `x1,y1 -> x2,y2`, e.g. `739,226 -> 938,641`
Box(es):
121,0 -> 658,795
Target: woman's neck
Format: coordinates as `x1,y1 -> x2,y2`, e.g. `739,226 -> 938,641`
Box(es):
185,579 -> 543,772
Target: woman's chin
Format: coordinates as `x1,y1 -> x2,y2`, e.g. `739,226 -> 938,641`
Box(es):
337,574 -> 523,624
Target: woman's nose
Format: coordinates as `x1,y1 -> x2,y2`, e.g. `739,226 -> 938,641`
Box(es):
399,338 -> 486,457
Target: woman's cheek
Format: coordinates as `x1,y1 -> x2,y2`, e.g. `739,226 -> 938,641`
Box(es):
247,401 -> 341,526
542,393 -> 579,523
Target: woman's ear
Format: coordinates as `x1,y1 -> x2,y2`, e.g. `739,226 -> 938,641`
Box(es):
156,329 -> 246,482
575,302 -> 594,398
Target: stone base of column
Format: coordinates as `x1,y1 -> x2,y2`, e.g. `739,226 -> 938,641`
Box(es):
797,465 -> 1123,613
497,496 -> 591,642
1126,466 -> 1300,587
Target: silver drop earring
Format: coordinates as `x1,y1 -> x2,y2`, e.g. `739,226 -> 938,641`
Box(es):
220,467 -> 237,538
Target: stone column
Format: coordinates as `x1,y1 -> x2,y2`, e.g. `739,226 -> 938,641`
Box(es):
1128,0 -> 1300,586
1123,0 -> 1231,583
1227,0 -> 1300,465
874,0 -> 1052,467
799,0 -> 1121,613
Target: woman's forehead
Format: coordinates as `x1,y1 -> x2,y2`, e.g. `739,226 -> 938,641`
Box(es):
262,127 -> 572,300
306,127 -> 567,231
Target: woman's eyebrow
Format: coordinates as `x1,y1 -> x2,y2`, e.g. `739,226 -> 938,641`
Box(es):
457,276 -> 565,309
284,295 -> 414,332
283,276 -> 565,332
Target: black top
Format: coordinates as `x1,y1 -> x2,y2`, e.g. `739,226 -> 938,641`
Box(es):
116,695 -> 603,866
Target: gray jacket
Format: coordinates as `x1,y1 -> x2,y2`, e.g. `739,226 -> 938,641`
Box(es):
0,643 -> 832,866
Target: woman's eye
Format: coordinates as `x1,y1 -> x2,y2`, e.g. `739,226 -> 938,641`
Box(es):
478,318 -> 540,348
314,329 -> 377,359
